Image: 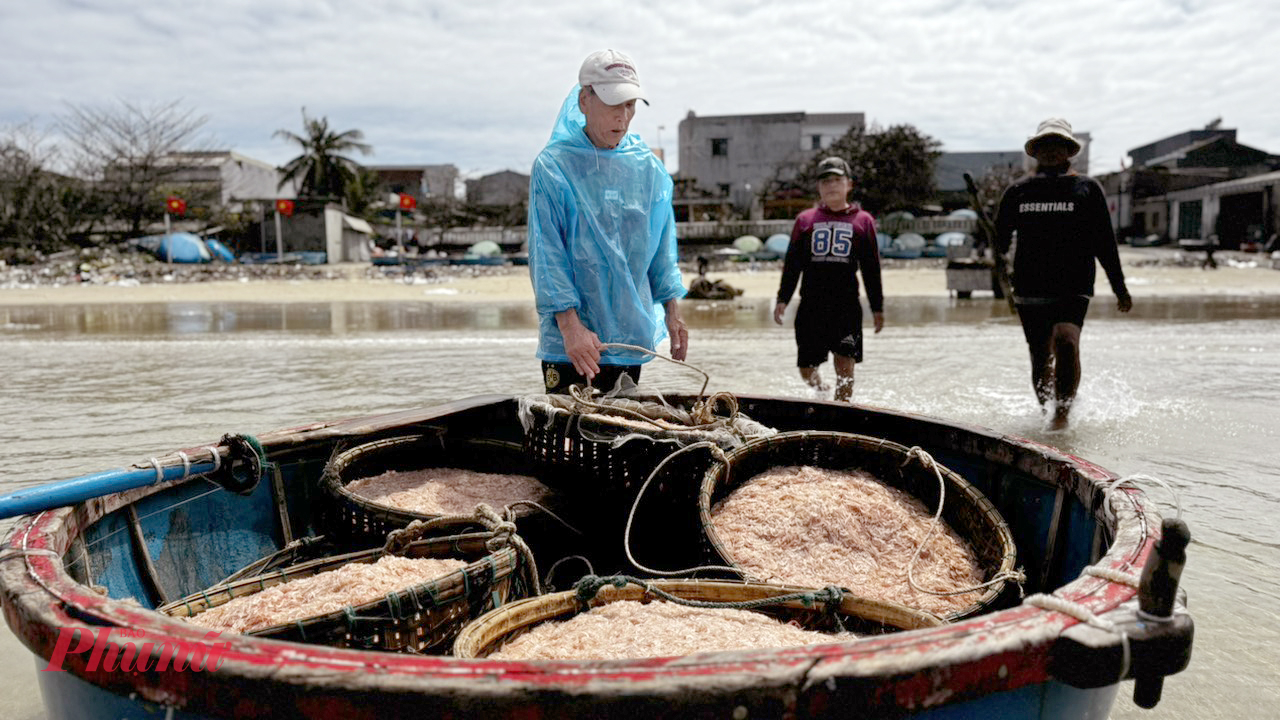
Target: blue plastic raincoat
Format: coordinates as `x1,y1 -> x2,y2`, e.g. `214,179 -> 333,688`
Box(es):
527,87 -> 685,366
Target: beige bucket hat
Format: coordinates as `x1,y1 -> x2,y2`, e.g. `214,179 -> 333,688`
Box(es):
1025,117 -> 1081,157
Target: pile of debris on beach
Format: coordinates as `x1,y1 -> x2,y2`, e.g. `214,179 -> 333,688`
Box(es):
0,246 -> 518,290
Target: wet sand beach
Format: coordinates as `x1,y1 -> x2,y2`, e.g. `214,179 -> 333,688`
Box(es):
1,248 -> 1277,306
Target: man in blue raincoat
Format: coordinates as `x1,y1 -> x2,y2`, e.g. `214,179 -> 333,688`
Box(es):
528,49 -> 688,393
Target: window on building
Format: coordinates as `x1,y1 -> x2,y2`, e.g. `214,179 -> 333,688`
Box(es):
711,138 -> 729,157
811,135 -> 822,150
718,183 -> 731,197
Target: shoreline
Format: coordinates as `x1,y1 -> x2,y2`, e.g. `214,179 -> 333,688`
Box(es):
1,248 -> 1276,306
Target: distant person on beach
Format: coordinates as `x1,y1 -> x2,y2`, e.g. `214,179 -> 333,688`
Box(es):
996,118 -> 1132,430
1203,234 -> 1219,270
774,156 -> 884,402
527,49 -> 687,394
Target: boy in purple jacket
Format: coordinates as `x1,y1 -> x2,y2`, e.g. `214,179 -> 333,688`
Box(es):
774,157 -> 884,401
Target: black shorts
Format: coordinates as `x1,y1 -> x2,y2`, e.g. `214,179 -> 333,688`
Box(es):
794,304 -> 863,367
541,362 -> 642,394
1016,296 -> 1090,349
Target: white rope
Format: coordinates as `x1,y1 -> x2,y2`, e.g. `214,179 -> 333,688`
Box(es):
149,457 -> 164,484
177,451 -> 192,479
623,441 -> 745,578
1102,473 -> 1183,526
903,446 -> 1026,598
1085,565 -> 1141,588
1026,592 -> 1132,681
204,446 -> 222,473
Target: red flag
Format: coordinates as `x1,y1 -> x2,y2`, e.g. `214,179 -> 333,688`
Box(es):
166,196 -> 186,215
399,193 -> 417,211
275,199 -> 295,217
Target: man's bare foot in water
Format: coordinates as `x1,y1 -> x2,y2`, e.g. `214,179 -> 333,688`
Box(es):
1048,407 -> 1070,431
802,371 -> 830,393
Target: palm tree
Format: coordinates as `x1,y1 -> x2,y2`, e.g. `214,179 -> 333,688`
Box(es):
274,108 -> 372,205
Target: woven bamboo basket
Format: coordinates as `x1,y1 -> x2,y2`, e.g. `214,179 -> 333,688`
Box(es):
521,395 -> 741,573
321,433 -> 564,551
453,578 -> 942,660
698,431 -> 1017,622
521,397 -> 682,496
160,533 -> 533,654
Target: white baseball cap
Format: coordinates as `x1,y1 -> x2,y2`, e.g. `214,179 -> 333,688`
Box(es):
578,49 -> 648,106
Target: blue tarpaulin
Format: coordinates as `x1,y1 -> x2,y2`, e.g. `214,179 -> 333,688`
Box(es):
157,233 -> 211,263
204,238 -> 236,262
132,233 -> 213,263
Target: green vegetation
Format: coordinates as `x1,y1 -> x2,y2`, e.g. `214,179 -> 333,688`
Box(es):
766,123 -> 943,217
274,109 -> 373,207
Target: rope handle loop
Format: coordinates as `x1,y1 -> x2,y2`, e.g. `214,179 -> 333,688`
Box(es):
559,344 -> 745,435
594,342 -> 711,399
902,446 -> 1026,599
623,441 -> 743,578
1101,473 -> 1184,525
381,503 -> 541,596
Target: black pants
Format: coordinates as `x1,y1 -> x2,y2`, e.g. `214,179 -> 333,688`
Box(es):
541,362 -> 642,394
795,302 -> 863,366
1016,296 -> 1089,350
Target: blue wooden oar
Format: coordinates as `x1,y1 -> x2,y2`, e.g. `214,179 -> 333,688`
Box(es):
0,435 -> 272,520
0,461 -> 218,521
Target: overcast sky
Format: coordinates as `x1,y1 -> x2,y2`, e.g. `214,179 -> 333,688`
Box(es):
3,0 -> 1277,181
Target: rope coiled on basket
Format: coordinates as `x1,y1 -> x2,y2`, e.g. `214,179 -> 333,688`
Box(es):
902,446 -> 1026,599
383,503 -> 541,595
564,343 -> 743,432
572,574 -> 849,631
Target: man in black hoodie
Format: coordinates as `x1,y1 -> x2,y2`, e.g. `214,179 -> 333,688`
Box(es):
996,118 -> 1132,430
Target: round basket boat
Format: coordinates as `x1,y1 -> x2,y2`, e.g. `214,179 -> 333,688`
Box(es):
452,577 -> 943,660
160,532 -> 534,654
321,433 -> 565,552
698,431 -> 1018,622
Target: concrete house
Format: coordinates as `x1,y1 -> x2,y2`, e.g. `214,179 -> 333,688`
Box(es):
1100,123 -> 1278,245
164,151 -> 295,210
466,170 -> 530,207
368,164 -> 461,203
675,110 -> 863,221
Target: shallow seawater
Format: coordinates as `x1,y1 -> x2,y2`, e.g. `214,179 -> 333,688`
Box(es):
2,295 -> 1279,719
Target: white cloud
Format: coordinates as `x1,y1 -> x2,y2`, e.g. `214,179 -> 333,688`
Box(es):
2,0 -> 1277,177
